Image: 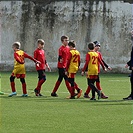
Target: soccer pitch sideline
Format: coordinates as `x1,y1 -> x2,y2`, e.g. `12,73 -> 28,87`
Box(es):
0,72 -> 133,133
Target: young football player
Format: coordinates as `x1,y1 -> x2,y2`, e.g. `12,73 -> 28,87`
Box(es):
84,41 -> 111,99
51,36 -> 82,97
65,40 -> 81,99
81,42 -> 105,100
9,42 -> 39,97
34,39 -> 51,96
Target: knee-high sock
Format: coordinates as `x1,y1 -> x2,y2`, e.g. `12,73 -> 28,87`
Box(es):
36,79 -> 45,92
96,82 -> 102,91
22,83 -> 27,94
65,80 -> 71,93
85,86 -> 91,95
10,82 -> 16,92
52,80 -> 61,93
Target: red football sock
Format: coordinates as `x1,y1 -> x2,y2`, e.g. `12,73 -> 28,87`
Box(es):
65,80 -> 71,93
22,83 -> 27,94
52,81 -> 61,93
10,82 -> 16,92
85,86 -> 91,95
74,82 -> 79,90
36,79 -> 45,92
96,82 -> 102,91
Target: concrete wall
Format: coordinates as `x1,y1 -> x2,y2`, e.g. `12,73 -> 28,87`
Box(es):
0,0 -> 132,72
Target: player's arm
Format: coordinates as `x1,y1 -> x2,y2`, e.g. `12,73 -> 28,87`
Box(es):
78,54 -> 81,68
66,52 -> 72,72
14,53 -> 24,64
45,60 -> 51,72
24,52 -> 40,64
81,54 -> 90,75
127,60 -> 131,66
99,52 -> 111,70
102,59 -> 112,70
58,48 -> 63,63
131,47 -> 133,70
98,56 -> 106,71
34,50 -> 38,60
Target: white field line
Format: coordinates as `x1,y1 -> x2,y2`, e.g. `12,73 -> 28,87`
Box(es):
108,80 -> 128,82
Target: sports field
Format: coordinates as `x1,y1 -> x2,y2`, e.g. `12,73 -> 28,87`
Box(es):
0,72 -> 133,133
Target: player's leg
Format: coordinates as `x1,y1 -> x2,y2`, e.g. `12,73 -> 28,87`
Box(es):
74,82 -> 82,98
84,78 -> 91,98
67,77 -> 75,99
88,79 -> 96,100
35,70 -> 46,96
51,68 -> 64,97
123,71 -> 133,100
64,72 -> 73,94
130,71 -> 133,99
96,75 -> 108,99
9,75 -> 17,97
20,78 -> 28,97
88,78 -> 101,100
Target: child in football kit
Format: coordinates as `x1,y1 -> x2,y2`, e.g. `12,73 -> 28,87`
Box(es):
84,41 -> 111,99
65,40 -> 81,99
51,36 -> 82,97
34,39 -> 51,96
9,42 -> 39,97
81,42 -> 105,100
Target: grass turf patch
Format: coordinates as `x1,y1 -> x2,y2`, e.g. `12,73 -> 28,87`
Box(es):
0,72 -> 133,133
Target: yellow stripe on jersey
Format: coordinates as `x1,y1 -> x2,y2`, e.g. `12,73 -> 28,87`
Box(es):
68,49 -> 80,73
13,50 -> 26,75
87,52 -> 99,76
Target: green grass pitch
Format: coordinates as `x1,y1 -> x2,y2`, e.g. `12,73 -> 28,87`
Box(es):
0,72 -> 133,133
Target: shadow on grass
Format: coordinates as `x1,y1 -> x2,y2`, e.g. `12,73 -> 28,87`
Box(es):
0,95 -> 133,106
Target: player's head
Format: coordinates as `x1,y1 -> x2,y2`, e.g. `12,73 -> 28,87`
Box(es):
61,35 -> 69,46
12,42 -> 21,51
37,39 -> 45,49
93,41 -> 100,51
68,40 -> 76,49
88,42 -> 95,50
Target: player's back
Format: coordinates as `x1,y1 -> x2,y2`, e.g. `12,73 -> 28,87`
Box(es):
14,50 -> 25,73
68,49 -> 80,73
88,51 -> 99,75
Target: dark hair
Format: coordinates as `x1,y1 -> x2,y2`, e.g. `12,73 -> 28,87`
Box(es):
88,42 -> 94,50
61,35 -> 69,42
37,39 -> 45,45
68,40 -> 76,47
